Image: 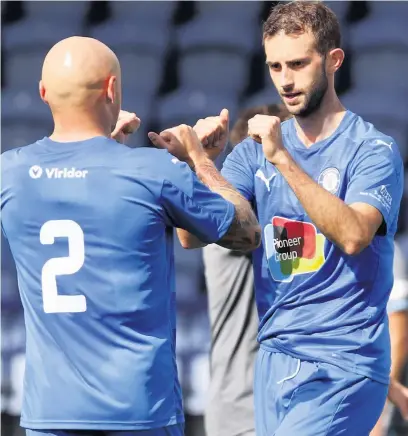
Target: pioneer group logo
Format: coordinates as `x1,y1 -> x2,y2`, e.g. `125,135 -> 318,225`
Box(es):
264,216 -> 326,282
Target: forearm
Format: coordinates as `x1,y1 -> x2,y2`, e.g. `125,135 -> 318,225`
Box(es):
274,150 -> 371,255
177,228 -> 207,249
179,157 -> 261,252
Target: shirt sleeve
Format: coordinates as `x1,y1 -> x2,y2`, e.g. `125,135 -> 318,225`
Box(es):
221,138 -> 257,201
345,139 -> 403,232
160,161 -> 235,244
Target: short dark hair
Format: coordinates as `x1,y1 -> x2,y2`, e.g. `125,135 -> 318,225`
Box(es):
230,103 -> 291,146
263,1 -> 341,55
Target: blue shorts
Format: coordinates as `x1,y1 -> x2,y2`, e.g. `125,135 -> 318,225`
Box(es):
26,424 -> 184,436
254,348 -> 388,436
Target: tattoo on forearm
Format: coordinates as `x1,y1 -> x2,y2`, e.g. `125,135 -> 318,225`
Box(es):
217,208 -> 261,251
195,160 -> 261,251
194,160 -> 234,190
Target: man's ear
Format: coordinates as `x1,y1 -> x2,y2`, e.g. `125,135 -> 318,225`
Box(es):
106,76 -> 116,103
39,80 -> 48,104
327,48 -> 345,75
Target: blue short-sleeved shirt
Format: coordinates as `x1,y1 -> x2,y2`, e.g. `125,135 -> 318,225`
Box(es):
1,137 -> 234,430
222,111 -> 403,384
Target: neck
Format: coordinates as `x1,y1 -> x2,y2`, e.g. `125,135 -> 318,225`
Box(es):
294,88 -> 346,147
49,109 -> 112,142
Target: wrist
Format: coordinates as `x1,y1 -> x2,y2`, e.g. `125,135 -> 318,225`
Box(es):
189,152 -> 213,172
268,148 -> 291,167
388,378 -> 399,401
113,133 -> 127,145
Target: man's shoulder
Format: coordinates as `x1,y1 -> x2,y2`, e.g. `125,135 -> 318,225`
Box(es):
280,117 -> 294,135
116,145 -> 184,168
226,136 -> 263,166
1,145 -> 40,209
2,146 -> 28,171
1,143 -> 39,181
117,146 -> 197,197
1,138 -> 66,172
352,114 -> 401,156
344,113 -> 403,172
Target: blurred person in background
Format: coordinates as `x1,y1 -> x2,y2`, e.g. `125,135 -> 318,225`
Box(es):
174,235 -> 209,436
1,35 -> 260,436
1,234 -> 25,436
371,241 -> 408,436
180,2 -> 404,434
203,103 -> 290,436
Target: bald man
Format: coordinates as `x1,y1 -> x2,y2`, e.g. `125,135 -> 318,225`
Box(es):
1,37 -> 260,436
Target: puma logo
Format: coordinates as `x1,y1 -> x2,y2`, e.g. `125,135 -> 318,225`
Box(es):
373,139 -> 393,150
255,169 -> 276,192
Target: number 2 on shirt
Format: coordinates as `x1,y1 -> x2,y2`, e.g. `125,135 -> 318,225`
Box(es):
40,220 -> 87,313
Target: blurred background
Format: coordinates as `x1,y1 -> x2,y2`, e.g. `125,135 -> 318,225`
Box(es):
1,1 -> 408,436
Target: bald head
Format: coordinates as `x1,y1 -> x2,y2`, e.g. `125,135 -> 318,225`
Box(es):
40,37 -> 121,134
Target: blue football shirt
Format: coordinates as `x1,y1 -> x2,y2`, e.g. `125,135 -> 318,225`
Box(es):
1,136 -> 234,430
222,111 -> 403,384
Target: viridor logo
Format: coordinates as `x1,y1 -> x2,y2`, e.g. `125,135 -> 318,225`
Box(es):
29,165 -> 43,179
29,166 -> 88,179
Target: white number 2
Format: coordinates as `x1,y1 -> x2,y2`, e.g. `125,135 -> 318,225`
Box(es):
40,220 -> 86,313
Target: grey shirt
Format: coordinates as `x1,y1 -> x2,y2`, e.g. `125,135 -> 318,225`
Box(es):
203,244 -> 258,436
388,239 -> 408,314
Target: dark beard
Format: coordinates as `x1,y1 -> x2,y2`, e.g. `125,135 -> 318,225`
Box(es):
296,70 -> 328,118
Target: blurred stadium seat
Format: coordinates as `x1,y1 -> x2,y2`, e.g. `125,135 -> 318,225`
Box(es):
89,21 -> 169,98
349,14 -> 408,51
178,50 -> 249,97
244,86 -> 281,109
175,17 -> 256,97
156,88 -> 238,131
120,52 -> 164,99
89,20 -> 170,55
341,88 -> 408,161
4,20 -> 82,88
109,1 -> 176,28
176,17 -> 257,53
2,87 -> 52,150
195,1 -> 262,26
2,87 -> 52,125
24,0 -> 90,24
349,12 -> 408,92
324,1 -> 350,22
368,1 -> 408,20
351,49 -> 408,92
120,90 -> 153,148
